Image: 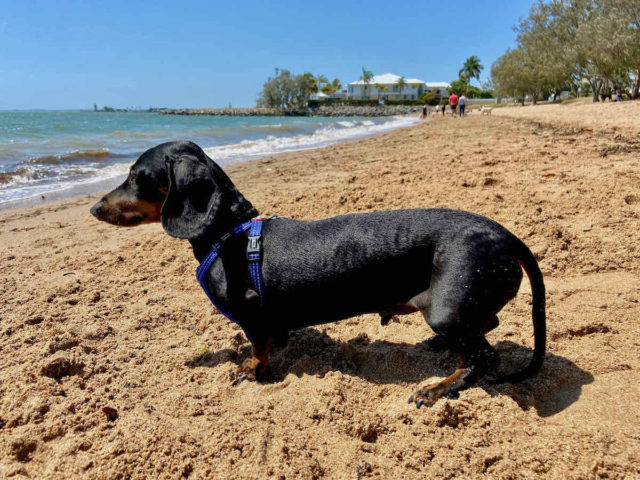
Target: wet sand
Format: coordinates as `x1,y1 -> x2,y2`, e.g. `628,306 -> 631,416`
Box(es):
1,102 -> 639,479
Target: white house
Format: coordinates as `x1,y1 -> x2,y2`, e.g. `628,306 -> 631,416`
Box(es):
424,82 -> 451,99
309,91 -> 329,101
347,73 -> 429,101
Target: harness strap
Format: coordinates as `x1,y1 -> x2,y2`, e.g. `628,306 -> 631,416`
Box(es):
195,219 -> 265,323
247,219 -> 265,306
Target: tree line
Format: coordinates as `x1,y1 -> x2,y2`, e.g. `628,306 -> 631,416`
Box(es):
491,0 -> 640,103
256,69 -> 341,109
257,59 -> 495,109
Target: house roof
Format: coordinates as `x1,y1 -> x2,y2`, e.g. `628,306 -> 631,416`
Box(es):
425,82 -> 451,88
349,73 -> 426,85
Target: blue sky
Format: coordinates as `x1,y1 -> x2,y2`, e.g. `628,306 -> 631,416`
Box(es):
0,0 -> 532,110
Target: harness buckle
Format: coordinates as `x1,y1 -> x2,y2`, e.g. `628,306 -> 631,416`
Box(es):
247,236 -> 261,261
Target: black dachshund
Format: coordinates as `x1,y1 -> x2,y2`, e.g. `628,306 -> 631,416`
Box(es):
91,140 -> 545,408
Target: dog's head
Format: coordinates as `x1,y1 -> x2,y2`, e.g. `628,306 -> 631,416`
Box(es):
90,140 -> 256,239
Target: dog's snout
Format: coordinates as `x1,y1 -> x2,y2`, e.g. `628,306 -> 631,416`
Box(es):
90,200 -> 105,218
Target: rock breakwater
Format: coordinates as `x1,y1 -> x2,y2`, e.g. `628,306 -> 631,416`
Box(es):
162,105 -> 422,117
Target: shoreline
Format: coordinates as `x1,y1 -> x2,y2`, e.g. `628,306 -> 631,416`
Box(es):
0,114 -> 421,212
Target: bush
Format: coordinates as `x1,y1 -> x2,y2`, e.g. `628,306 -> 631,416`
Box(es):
447,80 -> 494,99
308,99 -> 381,107
420,91 -> 439,105
383,99 -> 424,106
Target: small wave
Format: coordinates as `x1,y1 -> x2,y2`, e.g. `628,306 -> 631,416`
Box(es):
0,161 -> 131,205
0,167 -> 36,185
109,130 -> 158,139
204,115 -> 420,164
27,148 -> 112,165
337,121 -> 356,128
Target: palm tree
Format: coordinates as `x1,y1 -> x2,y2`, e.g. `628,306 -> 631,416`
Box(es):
321,78 -> 342,95
459,56 -> 484,85
303,72 -> 318,93
397,76 -> 407,99
315,74 -> 329,92
360,67 -> 374,99
374,83 -> 388,101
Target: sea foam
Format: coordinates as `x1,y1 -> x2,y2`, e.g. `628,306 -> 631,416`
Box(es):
205,116 -> 419,165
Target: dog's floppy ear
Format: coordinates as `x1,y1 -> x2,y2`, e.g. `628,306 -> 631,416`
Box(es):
161,154 -> 222,239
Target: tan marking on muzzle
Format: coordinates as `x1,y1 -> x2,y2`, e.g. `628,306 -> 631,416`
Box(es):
100,192 -> 162,226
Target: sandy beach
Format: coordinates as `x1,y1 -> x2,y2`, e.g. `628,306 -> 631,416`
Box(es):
1,103 -> 639,479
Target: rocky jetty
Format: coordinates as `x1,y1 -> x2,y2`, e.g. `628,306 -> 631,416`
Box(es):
161,105 -> 422,117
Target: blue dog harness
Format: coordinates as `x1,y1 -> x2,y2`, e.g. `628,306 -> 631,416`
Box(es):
195,218 -> 265,323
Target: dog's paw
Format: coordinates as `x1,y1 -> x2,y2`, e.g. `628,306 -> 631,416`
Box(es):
407,368 -> 469,409
229,370 -> 247,386
230,357 -> 269,386
408,382 -> 447,409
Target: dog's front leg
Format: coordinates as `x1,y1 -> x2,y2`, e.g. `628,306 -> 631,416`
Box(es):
230,337 -> 272,386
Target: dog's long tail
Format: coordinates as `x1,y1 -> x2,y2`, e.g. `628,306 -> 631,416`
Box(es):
493,241 -> 546,383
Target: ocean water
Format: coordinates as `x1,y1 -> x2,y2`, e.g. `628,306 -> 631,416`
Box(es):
0,111 -> 418,208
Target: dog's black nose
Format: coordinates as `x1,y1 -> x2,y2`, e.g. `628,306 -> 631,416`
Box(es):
90,201 -> 104,218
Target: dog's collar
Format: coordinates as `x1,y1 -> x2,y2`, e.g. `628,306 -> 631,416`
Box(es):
195,218 -> 265,323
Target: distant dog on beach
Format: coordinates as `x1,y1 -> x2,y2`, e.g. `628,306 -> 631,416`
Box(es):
480,106 -> 493,115
90,141 -> 545,408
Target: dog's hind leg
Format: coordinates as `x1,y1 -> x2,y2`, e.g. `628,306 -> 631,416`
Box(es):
408,269 -> 504,407
409,334 -> 499,408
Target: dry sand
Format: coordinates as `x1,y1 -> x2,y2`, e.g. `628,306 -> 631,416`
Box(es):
1,102 -> 639,479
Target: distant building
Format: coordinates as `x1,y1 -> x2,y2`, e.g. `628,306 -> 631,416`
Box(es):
424,82 -> 451,99
347,73 -> 426,100
310,91 -> 329,101
347,73 -> 450,101
329,90 -> 347,99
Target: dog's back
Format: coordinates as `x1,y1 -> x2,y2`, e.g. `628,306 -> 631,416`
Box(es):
261,209 -> 521,326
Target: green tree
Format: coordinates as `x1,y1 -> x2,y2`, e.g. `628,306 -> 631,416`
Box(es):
448,79 -> 467,96
315,74 -> 329,92
397,76 -> 407,98
420,91 -> 437,105
257,68 -> 313,108
447,81 -> 493,99
302,72 -> 318,93
459,56 -> 484,85
491,48 -> 531,105
321,78 -> 342,95
612,0 -> 640,97
507,0 -> 640,102
374,82 -> 388,100
360,67 -> 374,99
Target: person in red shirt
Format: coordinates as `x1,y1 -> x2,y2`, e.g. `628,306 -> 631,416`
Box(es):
449,93 -> 459,117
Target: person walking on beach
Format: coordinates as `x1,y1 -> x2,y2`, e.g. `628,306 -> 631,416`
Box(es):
459,93 -> 467,117
422,105 -> 428,119
441,102 -> 447,116
449,92 -> 458,117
